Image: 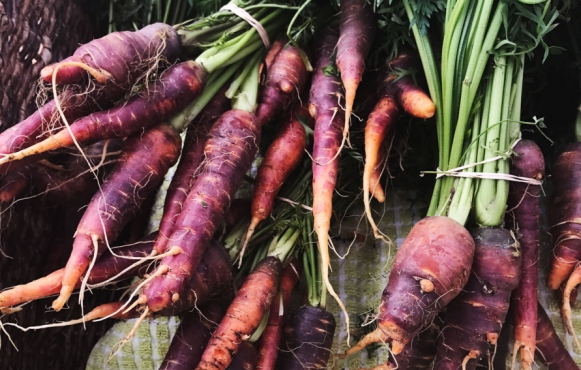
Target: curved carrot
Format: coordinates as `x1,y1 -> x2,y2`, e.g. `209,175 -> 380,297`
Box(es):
240,105 -> 309,258
363,96 -> 400,239
52,124 -> 181,311
537,301 -> 580,370
337,0 -> 377,133
144,110 -> 261,314
0,61 -> 206,167
154,85 -> 231,255
196,256 -> 282,370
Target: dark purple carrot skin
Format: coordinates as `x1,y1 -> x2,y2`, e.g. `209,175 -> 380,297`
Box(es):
278,305 -> 336,370
386,321 -> 439,370
54,123 -> 181,311
226,342 -> 257,370
154,85 -> 231,255
255,43 -> 310,126
433,227 -> 521,370
145,110 -> 261,314
256,260 -> 302,370
159,312 -> 213,370
345,216 -> 475,357
536,302 -> 579,370
196,257 -> 282,370
156,239 -> 233,316
41,23 -> 181,91
336,0 -> 377,117
224,198 -> 251,234
506,139 -> 545,369
548,142 -> 581,290
8,62 -> 206,164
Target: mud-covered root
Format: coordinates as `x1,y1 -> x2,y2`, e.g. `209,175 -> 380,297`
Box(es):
548,142 -> 581,290
433,227 -> 521,370
159,310 -> 213,370
227,342 -> 257,370
344,216 -> 475,358
195,256 -> 282,370
278,305 -> 336,370
561,263 -> 581,353
536,301 -> 580,370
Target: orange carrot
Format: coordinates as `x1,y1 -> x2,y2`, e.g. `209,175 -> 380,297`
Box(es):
195,256 -> 282,370
240,105 -> 309,258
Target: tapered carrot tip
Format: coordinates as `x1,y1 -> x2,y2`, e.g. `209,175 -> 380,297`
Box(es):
40,64 -> 55,81
548,258 -> 575,290
340,328 -> 389,358
52,284 -> 74,311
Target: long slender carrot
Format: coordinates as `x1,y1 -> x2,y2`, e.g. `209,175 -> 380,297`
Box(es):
144,110 -> 261,314
195,256 -> 282,370
256,260 -> 302,369
337,0 -> 377,133
363,95 -> 400,239
0,61 -> 206,167
255,43 -> 310,126
308,25 -> 350,338
506,139 -> 545,370
154,85 -> 231,255
52,123 -> 181,311
240,105 -> 309,258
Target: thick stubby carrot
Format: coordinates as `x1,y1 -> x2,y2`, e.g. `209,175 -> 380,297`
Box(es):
40,23 -> 181,91
227,342 -> 258,370
255,44 -> 309,126
336,0 -> 376,129
52,124 -> 181,311
145,110 -> 261,314
536,302 -> 580,370
0,61 -> 206,166
308,25 -> 349,332
385,51 -> 435,119
0,234 -> 155,309
242,106 -> 309,251
548,142 -> 581,290
506,139 -> 545,370
344,216 -> 475,356
278,305 -> 336,370
433,227 -> 521,370
195,256 -> 282,370
256,260 -> 302,370
154,86 -> 231,255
